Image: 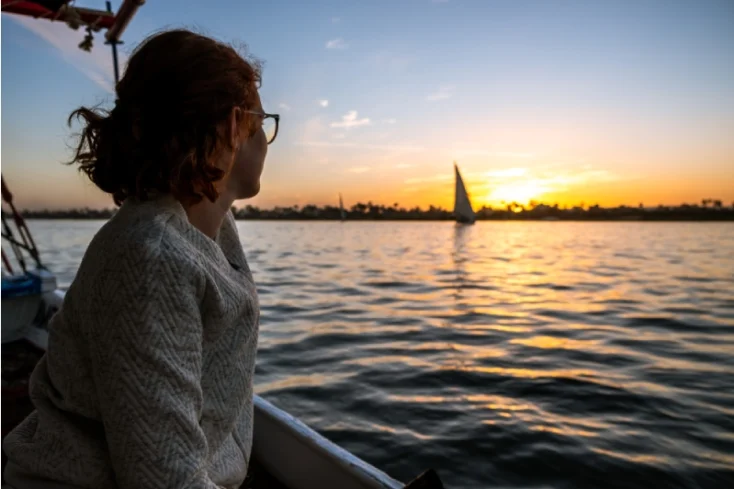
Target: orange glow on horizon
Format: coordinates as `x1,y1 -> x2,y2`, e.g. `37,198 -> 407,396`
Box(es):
481,180 -> 547,207
5,156 -> 733,212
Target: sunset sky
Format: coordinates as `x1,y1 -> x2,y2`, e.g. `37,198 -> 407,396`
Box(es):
2,0 -> 733,210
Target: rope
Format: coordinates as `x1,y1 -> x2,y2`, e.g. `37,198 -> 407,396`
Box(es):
1,177 -> 43,273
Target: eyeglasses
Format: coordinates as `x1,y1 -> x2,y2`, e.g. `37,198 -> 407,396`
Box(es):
245,110 -> 280,145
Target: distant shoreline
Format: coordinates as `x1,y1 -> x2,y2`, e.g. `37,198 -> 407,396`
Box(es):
15,201 -> 734,222
21,217 -> 734,221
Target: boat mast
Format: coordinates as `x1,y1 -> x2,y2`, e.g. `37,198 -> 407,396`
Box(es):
1,0 -> 145,85
105,0 -> 145,84
105,1 -> 120,84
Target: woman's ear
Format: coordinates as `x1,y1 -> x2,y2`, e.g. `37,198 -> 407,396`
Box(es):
229,106 -> 244,149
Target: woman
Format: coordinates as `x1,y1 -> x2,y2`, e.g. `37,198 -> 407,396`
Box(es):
3,29 -> 276,489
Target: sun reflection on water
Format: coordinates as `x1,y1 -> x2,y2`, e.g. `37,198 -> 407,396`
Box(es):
26,220 -> 734,488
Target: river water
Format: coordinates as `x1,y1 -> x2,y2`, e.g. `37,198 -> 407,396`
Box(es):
26,220 -> 734,488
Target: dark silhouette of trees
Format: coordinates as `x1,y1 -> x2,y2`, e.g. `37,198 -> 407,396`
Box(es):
19,198 -> 734,221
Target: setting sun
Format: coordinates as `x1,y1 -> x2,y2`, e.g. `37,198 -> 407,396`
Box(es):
483,180 -> 546,207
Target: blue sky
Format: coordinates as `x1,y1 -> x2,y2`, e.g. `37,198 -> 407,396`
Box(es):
2,0 -> 733,209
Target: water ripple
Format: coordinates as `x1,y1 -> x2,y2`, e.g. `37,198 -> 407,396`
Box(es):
26,220 -> 734,489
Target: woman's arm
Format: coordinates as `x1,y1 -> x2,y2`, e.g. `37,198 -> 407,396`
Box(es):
87,239 -> 219,489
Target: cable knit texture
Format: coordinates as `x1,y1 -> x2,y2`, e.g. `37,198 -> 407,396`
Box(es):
3,195 -> 260,489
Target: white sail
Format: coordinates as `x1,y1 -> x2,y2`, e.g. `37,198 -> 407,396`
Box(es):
454,163 -> 475,224
339,193 -> 346,221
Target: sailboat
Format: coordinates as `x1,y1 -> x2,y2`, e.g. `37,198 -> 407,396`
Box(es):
453,162 -> 476,224
339,193 -> 346,221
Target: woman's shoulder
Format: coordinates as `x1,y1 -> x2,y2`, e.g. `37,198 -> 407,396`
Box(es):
81,197 -> 203,278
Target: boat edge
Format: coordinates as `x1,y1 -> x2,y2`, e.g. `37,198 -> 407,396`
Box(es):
253,395 -> 403,489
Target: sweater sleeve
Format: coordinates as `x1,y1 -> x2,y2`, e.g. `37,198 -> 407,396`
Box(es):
87,236 -> 219,489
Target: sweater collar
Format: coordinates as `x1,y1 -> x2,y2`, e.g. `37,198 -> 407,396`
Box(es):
123,194 -> 233,266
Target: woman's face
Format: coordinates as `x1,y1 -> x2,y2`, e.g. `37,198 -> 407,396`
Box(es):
224,90 -> 268,200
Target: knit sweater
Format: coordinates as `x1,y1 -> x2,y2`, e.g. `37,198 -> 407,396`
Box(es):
3,195 -> 260,489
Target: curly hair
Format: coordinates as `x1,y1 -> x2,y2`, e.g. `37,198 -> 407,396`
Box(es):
68,29 -> 262,206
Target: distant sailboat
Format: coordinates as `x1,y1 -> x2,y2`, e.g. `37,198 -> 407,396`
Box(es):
454,162 -> 476,224
339,193 -> 346,221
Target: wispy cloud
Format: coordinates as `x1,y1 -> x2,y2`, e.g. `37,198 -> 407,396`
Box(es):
383,118 -> 398,124
297,141 -> 425,152
497,151 -> 536,159
452,149 -> 537,159
279,103 -> 291,111
396,163 -> 416,169
405,174 -> 453,185
332,17 -> 341,23
454,149 -> 493,157
401,165 -> 624,205
347,167 -> 371,174
483,165 -> 621,187
486,168 -> 528,178
368,52 -> 413,71
426,85 -> 455,101
331,110 -> 371,129
11,15 -> 124,94
326,38 -> 348,50
486,165 -> 625,203
319,99 -> 330,108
